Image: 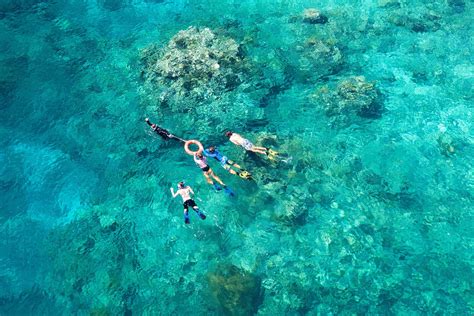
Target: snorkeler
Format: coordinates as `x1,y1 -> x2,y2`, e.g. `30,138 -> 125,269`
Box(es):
194,152 -> 235,196
204,146 -> 252,180
225,131 -> 290,162
225,131 -> 273,155
170,181 -> 206,224
145,118 -> 185,142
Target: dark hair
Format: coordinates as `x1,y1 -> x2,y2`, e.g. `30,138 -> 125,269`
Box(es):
225,131 -> 232,137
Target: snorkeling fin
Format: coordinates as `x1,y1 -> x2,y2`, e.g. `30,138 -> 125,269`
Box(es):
223,186 -> 235,197
266,148 -> 280,161
213,183 -> 222,191
267,149 -> 280,156
184,214 -> 190,224
238,170 -> 253,180
196,209 -> 206,220
267,149 -> 292,163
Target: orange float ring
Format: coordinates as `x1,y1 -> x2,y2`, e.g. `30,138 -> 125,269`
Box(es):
184,140 -> 204,156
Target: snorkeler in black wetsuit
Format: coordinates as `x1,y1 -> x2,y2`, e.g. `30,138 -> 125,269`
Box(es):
145,118 -> 185,142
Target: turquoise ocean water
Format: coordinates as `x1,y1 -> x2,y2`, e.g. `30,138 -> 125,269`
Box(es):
0,0 -> 473,314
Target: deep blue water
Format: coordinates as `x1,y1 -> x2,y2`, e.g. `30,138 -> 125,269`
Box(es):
0,0 -> 473,314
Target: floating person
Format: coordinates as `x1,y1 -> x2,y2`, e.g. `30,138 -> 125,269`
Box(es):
224,131 -> 277,157
145,118 -> 185,142
184,140 -> 235,196
204,146 -> 252,180
170,181 -> 206,224
225,131 -> 291,163
225,131 -> 268,155
193,151 -> 235,196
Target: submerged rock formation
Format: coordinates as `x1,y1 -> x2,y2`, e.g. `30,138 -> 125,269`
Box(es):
140,26 -> 265,134
207,264 -> 263,315
297,38 -> 343,81
319,76 -> 382,118
302,8 -> 328,24
141,26 -> 244,106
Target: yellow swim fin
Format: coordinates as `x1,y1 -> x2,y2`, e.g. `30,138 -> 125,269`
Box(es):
267,149 -> 280,157
238,170 -> 253,180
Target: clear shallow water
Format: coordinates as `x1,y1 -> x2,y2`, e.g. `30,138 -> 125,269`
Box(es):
0,0 -> 473,314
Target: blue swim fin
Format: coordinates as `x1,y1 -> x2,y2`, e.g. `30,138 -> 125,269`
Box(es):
196,210 -> 206,220
213,183 -> 222,191
223,186 -> 235,197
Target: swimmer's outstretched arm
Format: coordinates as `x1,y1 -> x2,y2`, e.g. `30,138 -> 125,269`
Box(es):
145,117 -> 186,143
170,187 -> 179,198
188,186 -> 194,195
171,135 -> 186,143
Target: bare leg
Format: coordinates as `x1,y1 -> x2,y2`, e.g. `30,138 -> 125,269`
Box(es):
227,159 -> 242,169
251,148 -> 268,155
208,169 -> 225,186
203,172 -> 213,184
253,146 -> 268,151
232,162 -> 242,169
223,163 -> 238,175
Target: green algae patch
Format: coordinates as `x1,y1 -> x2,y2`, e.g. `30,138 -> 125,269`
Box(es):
207,264 -> 263,315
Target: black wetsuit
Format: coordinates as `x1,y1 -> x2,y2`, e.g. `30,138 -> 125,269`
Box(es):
153,125 -> 172,140
146,121 -> 173,140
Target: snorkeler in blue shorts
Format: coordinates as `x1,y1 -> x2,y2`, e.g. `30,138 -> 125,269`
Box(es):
204,146 -> 252,180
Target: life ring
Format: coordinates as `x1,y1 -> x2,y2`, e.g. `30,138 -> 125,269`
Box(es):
184,140 -> 204,156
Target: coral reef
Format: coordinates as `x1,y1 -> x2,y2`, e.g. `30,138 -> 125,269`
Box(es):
437,132 -> 456,156
271,192 -> 309,227
317,76 -> 382,118
302,8 -> 328,24
139,26 -> 266,134
389,10 -> 442,33
141,26 -> 244,105
43,212 -> 143,314
447,0 -> 466,13
207,264 -> 263,315
296,38 -> 343,81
